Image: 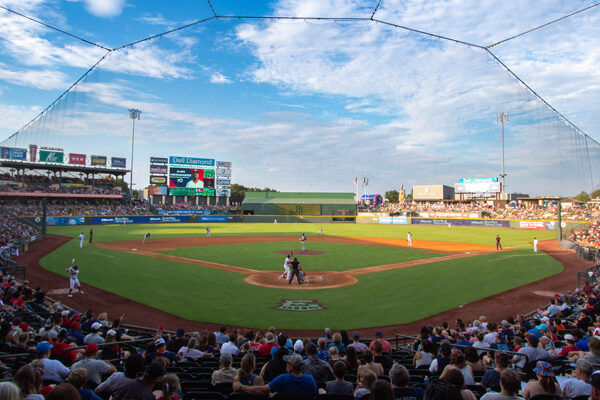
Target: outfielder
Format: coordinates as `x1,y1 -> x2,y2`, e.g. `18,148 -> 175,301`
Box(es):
79,232 -> 84,249
66,261 -> 84,297
533,237 -> 538,253
407,232 -> 412,247
143,232 -> 152,243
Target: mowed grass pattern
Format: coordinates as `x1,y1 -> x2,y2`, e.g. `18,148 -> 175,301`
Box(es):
159,241 -> 446,271
43,223 -> 562,329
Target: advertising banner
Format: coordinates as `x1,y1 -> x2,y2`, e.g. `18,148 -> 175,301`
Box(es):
148,186 -> 168,195
169,167 -> 215,189
216,178 -> 231,186
169,156 -> 214,167
90,155 -> 107,166
545,221 -> 556,230
39,150 -> 64,163
29,145 -> 37,162
458,177 -> 498,183
46,216 -> 85,226
378,216 -> 408,225
216,188 -> 231,197
150,157 -> 168,164
1,147 -> 27,160
150,165 -> 168,174
198,215 -> 228,223
216,161 -> 232,168
455,181 -> 501,193
412,218 -> 510,228
69,153 -> 87,165
92,215 -> 188,224
419,212 -> 481,219
111,157 -> 126,168
519,221 -> 546,230
216,168 -> 231,177
150,176 -> 168,185
157,209 -> 208,215
0,147 -> 11,159
169,187 -> 215,197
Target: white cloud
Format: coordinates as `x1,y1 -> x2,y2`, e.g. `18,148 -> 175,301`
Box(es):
0,63 -> 70,90
210,73 -> 231,84
83,0 -> 125,18
137,13 -> 174,26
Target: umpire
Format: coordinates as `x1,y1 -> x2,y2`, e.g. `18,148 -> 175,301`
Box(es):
288,257 -> 302,285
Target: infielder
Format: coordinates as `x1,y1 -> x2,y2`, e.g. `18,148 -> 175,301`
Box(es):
300,233 -> 306,251
143,232 -> 152,243
66,262 -> 84,297
280,254 -> 291,280
533,237 -> 538,253
407,232 -> 412,247
79,232 -> 84,248
206,226 -> 211,238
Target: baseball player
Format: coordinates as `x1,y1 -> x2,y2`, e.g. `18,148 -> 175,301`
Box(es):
206,226 -> 211,238
318,227 -> 323,237
143,232 -> 152,243
407,232 -> 412,247
300,233 -> 306,251
280,254 -> 291,280
79,232 -> 84,248
66,261 -> 84,297
496,235 -> 502,250
533,237 -> 538,253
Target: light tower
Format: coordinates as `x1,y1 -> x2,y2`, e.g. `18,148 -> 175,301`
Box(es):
128,108 -> 141,197
496,112 -> 509,199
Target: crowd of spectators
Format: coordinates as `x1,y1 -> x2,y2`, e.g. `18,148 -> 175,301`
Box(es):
0,212 -> 37,265
0,264 -> 599,400
0,173 -> 125,196
571,221 -> 600,250
0,199 -> 151,218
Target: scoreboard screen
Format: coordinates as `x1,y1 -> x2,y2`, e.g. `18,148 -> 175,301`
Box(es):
169,168 -> 214,189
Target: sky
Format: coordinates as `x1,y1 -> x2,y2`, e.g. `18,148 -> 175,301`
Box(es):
0,0 -> 599,196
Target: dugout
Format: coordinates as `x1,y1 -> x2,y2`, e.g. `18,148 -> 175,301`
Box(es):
242,192 -> 357,223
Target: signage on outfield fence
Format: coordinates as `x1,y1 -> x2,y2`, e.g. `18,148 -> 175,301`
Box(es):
90,155 -> 107,166
216,179 -> 231,186
148,185 -> 168,195
150,157 -> 168,164
216,168 -> 231,177
69,153 -> 86,165
46,217 -> 84,226
111,157 -> 126,168
150,176 -> 168,185
150,166 -> 168,174
216,161 -> 232,168
216,188 -> 231,197
39,150 -> 64,163
169,156 -> 214,167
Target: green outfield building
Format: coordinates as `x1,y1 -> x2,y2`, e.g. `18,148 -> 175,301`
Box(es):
241,192 -> 357,222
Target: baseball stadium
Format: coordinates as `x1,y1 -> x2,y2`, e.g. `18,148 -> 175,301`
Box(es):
1,1 -> 600,399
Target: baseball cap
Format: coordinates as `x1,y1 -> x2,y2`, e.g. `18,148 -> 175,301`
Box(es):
70,321 -> 81,330
157,325 -> 164,330
155,338 -> 166,346
375,331 -> 383,337
352,332 -> 360,339
501,320 -> 510,327
176,328 -> 185,336
85,344 -> 99,355
305,342 -> 317,354
564,334 -> 576,342
106,329 -> 116,336
91,322 -> 102,330
591,371 -> 600,389
324,328 -> 332,334
294,339 -> 304,352
36,341 -> 53,354
283,353 -> 304,367
145,362 -> 166,379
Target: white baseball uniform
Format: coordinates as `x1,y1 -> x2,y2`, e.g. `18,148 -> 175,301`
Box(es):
68,267 -> 80,289
533,238 -> 538,253
283,256 -> 291,280
407,233 -> 412,247
79,233 -> 84,248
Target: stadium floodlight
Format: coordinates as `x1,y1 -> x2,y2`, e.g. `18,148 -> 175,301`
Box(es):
496,112 -> 509,199
128,108 -> 141,197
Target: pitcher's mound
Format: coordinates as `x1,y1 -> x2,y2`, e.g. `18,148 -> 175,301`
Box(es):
245,271 -> 356,289
276,250 -> 325,256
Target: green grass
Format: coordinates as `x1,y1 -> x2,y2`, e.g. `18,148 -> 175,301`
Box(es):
159,241 -> 445,271
42,223 -> 562,329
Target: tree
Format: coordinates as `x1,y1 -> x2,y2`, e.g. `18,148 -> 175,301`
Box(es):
230,184 -> 277,204
385,190 -> 399,203
592,189 -> 600,199
575,191 -> 591,202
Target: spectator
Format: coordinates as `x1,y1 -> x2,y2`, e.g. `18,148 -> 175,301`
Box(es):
348,332 -> 369,353
214,326 -> 228,346
354,368 -> 376,399
156,374 -> 180,400
177,337 -> 212,360
221,333 -> 240,356
482,322 -> 498,345
328,346 -> 352,371
238,353 -> 264,387
513,335 -> 554,368
464,347 -> 485,372
67,322 -> 84,346
441,367 -> 477,400
45,382 -> 81,400
430,342 -> 452,374
558,333 -> 580,356
70,344 -> 116,387
344,346 -> 362,371
95,353 -> 144,398
260,346 -> 288,382
413,339 -> 436,369
67,368 -> 102,400
561,358 -> 593,398
293,339 -> 304,355
480,369 -> 523,400
13,364 -> 43,400
146,338 -> 178,365
325,361 -> 353,395
440,350 -> 474,386
389,363 -> 424,400
592,371 -> 600,400
372,341 -> 393,372
583,335 -> 600,364
481,351 -> 510,391
370,379 -> 394,400
369,331 -> 391,354
329,333 -> 346,353
317,338 -> 330,361
233,353 -> 318,396
114,362 -> 165,400
357,350 -> 383,382
36,341 -> 70,384
257,332 -> 278,357
166,328 -> 187,353
423,379 -> 462,400
302,342 -> 334,388
0,382 -> 20,400
522,361 -> 562,399
211,352 -> 237,386
50,328 -> 79,364
83,323 -> 104,346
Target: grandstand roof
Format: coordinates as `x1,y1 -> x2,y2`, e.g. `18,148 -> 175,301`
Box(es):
0,160 -> 129,175
243,191 -> 356,205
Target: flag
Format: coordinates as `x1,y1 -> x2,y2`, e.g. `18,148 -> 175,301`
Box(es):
366,178 -> 369,186
362,177 -> 366,187
353,177 -> 358,187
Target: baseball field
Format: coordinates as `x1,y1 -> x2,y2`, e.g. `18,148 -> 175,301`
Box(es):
41,223 -> 561,330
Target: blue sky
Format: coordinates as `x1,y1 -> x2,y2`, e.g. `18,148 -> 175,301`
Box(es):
0,0 -> 599,196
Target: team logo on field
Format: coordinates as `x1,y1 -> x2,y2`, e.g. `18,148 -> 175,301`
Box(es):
273,299 -> 326,312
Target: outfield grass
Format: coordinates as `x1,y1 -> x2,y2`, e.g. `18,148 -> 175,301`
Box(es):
159,241 -> 446,271
42,223 -> 562,329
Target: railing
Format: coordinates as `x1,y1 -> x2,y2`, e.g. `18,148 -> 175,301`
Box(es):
0,265 -> 26,280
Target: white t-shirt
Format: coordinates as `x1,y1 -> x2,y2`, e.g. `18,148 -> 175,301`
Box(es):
561,378 -> 591,398
186,179 -> 204,188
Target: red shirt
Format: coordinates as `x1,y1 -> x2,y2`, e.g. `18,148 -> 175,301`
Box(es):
50,341 -> 78,362
257,342 -> 278,357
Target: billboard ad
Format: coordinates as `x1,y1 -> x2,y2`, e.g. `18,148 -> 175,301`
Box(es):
90,155 -> 107,166
149,176 -> 168,185
169,167 -> 215,189
69,153 -> 86,165
150,157 -> 168,164
455,181 -> 501,193
216,188 -> 231,197
92,216 -> 188,224
216,161 -> 232,168
148,186 -> 168,195
197,215 -> 228,223
169,156 -> 214,167
216,178 -> 231,186
379,216 -> 408,225
46,216 -> 85,226
29,144 -> 37,162
39,149 -> 64,163
458,177 -> 498,183
1,147 -> 27,160
111,157 -> 126,168
216,168 -> 231,177
169,187 -> 215,197
519,221 -> 546,230
150,165 -> 168,174
412,218 -> 510,228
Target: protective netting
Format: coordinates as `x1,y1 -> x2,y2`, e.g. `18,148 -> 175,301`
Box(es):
1,1 -> 599,196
